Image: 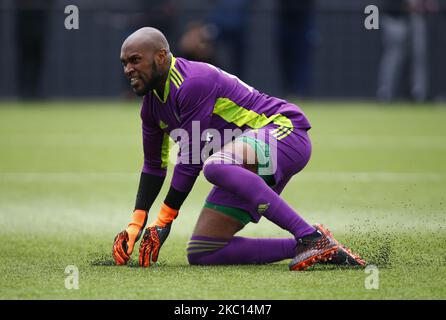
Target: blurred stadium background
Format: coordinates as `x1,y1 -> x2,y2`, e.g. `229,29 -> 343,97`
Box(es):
1,0 -> 445,100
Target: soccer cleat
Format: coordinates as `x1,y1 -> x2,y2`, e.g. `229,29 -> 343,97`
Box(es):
313,224 -> 366,267
289,225 -> 338,271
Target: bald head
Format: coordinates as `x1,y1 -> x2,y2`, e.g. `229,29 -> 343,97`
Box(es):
120,27 -> 171,96
122,27 -> 170,54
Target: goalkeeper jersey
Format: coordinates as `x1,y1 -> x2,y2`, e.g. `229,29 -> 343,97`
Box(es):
140,56 -> 311,192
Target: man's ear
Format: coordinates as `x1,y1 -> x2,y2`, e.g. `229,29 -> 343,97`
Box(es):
154,49 -> 168,66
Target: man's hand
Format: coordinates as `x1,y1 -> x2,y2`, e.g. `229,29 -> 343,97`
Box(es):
113,230 -> 130,265
112,209 -> 147,265
138,203 -> 178,267
139,223 -> 172,267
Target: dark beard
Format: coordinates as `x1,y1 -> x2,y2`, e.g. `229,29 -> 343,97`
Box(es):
136,62 -> 162,96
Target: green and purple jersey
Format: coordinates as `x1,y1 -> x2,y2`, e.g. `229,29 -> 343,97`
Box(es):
141,56 -> 311,192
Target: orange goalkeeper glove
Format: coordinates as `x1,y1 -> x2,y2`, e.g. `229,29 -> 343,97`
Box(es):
112,209 -> 147,265
139,203 -> 178,267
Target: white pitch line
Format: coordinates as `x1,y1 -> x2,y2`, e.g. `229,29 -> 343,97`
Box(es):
311,135 -> 446,149
1,134 -> 446,148
0,171 -> 446,183
0,133 -> 139,147
0,172 -> 138,182
296,172 -> 446,182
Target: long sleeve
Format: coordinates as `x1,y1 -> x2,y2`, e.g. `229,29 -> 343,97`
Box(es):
170,77 -> 218,192
135,102 -> 169,211
141,106 -> 170,177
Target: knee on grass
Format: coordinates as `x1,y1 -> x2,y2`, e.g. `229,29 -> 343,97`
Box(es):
187,252 -> 210,265
186,237 -> 229,265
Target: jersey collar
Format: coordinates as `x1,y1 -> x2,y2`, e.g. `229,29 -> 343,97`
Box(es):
153,56 -> 176,103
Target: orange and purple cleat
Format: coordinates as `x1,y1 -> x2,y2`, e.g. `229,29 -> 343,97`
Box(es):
289,225 -> 338,271
313,224 -> 366,267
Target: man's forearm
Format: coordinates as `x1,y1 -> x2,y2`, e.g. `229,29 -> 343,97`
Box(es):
164,186 -> 190,210
137,166 -> 197,227
134,172 -> 166,211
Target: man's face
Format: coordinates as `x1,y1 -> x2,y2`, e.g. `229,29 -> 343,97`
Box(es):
120,43 -> 162,96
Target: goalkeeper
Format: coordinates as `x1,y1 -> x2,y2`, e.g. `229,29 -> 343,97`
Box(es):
112,27 -> 365,270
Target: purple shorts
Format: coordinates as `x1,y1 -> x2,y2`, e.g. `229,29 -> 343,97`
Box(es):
205,124 -> 312,223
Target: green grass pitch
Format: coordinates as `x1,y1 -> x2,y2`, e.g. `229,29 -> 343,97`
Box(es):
0,101 -> 445,299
